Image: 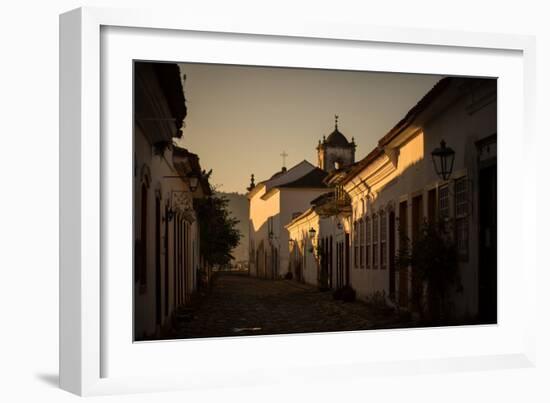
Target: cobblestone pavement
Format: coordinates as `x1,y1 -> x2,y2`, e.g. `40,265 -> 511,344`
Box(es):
176,272 -> 412,339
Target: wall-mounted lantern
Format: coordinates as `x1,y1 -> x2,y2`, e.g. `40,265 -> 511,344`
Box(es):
431,140 -> 455,181
188,176 -> 199,192
308,227 -> 317,240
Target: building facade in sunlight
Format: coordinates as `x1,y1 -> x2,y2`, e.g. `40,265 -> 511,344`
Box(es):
285,77 -> 497,323
247,119 -> 358,280
285,169 -> 353,288
134,62 -> 211,340
247,161 -> 330,279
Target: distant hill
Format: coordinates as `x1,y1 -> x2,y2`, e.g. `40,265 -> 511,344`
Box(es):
216,191 -> 249,263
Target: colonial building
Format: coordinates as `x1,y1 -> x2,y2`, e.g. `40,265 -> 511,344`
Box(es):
285,167 -> 354,288
134,62 -> 211,340
340,77 -> 496,322
284,77 -> 496,324
248,117 -> 357,280
247,160 -> 330,279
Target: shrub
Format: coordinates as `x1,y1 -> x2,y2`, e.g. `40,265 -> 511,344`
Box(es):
341,286 -> 356,302
395,220 -> 461,322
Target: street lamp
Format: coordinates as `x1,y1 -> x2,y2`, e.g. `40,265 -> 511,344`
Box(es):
431,140 -> 455,181
308,227 -> 317,239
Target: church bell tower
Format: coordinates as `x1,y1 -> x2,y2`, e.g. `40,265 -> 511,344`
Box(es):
317,115 -> 356,173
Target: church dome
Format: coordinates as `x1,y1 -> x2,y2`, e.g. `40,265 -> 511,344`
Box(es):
326,127 -> 351,147
324,115 -> 354,148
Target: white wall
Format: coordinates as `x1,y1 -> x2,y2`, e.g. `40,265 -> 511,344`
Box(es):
318,214 -> 348,288
287,211 -> 320,285
248,173 -> 328,278
248,187 -> 280,277
134,126 -> 203,338
278,188 -> 330,277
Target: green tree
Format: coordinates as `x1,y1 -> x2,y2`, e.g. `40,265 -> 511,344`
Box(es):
194,191 -> 242,267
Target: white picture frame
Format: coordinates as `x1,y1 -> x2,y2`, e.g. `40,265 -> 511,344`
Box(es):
60,6 -> 537,396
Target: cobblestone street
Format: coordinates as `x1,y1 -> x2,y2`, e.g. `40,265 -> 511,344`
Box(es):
176,272 -> 412,339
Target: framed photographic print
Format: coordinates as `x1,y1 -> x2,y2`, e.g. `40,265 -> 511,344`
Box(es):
60,7 -> 537,396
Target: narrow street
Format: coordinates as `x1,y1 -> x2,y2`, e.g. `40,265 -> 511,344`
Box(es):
176,272 -> 411,339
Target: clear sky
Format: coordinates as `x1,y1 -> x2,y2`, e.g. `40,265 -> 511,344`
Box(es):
176,63 -> 442,194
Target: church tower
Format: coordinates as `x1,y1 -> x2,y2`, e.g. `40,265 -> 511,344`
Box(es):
317,115 -> 356,173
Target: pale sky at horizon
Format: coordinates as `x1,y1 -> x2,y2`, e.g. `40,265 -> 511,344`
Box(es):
175,63 -> 443,194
